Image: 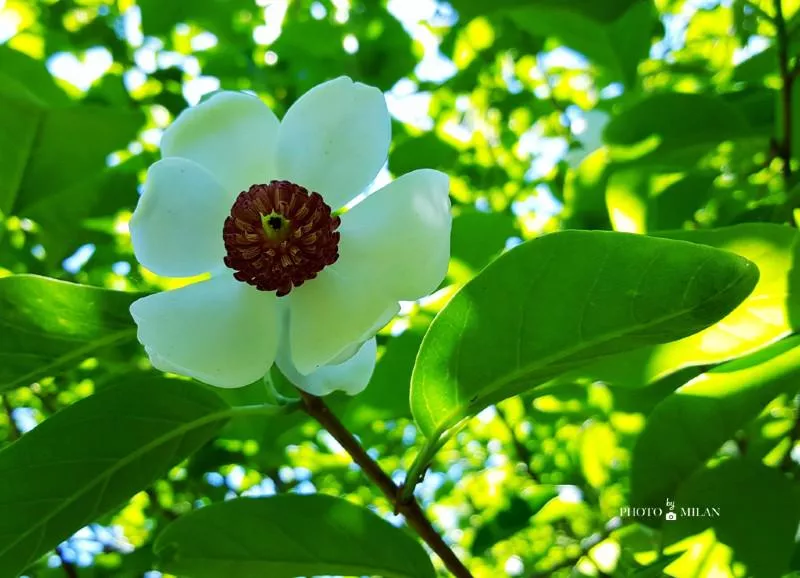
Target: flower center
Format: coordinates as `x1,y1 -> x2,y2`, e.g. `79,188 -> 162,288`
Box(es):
223,181 -> 341,296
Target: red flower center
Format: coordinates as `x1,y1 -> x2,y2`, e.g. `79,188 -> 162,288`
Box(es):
223,181 -> 341,296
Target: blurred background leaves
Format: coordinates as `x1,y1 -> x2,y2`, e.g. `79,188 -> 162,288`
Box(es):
1,0 -> 800,577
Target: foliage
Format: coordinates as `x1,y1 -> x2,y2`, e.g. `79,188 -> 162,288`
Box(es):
1,0 -> 800,577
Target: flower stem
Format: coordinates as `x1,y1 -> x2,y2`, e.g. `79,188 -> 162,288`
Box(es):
297,390 -> 474,578
399,434 -> 443,503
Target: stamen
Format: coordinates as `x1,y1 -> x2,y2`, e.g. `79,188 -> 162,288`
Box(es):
223,181 -> 341,296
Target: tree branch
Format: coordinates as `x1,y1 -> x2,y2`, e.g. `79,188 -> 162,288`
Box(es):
297,390 -> 474,578
56,546 -> 79,578
528,517 -> 621,577
780,394 -> 800,473
774,0 -> 796,183
495,405 -> 540,484
1,395 -> 19,441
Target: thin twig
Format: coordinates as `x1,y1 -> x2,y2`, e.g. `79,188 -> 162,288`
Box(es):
1,396 -> 20,441
495,405 -> 540,483
528,518 -> 621,577
297,390 -> 475,578
781,394 -> 800,473
774,0 -> 795,183
56,546 -> 79,578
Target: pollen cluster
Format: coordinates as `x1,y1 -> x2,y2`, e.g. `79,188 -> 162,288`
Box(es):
223,181 -> 341,296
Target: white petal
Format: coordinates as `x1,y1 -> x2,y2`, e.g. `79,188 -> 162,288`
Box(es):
275,76 -> 390,210
130,275 -> 279,388
161,91 -> 280,196
287,268 -> 388,374
130,158 -> 229,278
340,168 -> 452,298
286,170 -> 449,373
277,338 -> 377,396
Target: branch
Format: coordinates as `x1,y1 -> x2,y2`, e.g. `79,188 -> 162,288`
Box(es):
297,390 -> 475,578
774,0 -> 796,183
56,546 -> 79,578
781,394 -> 800,473
528,518 -> 622,578
495,405 -> 540,484
1,395 -> 19,441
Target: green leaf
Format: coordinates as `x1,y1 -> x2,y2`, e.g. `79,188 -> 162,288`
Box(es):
606,168 -> 650,233
0,377 -> 231,577
154,494 -> 436,578
631,336 -> 800,509
580,421 -> 616,489
411,230 -> 758,438
664,459 -> 800,578
391,133 -> 459,176
13,104 -> 143,216
471,490 -> 557,555
562,148 -> 614,230
342,330 -> 422,429
509,1 -> 656,87
0,275 -> 139,393
604,92 -> 762,167
651,171 -> 716,229
450,0 -> 646,23
450,211 -> 520,275
0,48 -> 143,248
631,554 -> 683,577
570,224 -> 800,388
605,169 -> 717,233
0,47 -> 69,107
138,0 -> 257,37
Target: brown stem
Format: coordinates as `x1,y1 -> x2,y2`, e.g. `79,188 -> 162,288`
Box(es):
56,546 -> 79,578
298,390 -> 474,578
1,396 -> 19,441
495,406 -> 540,483
775,0 -> 795,182
528,518 -> 621,577
780,394 -> 800,473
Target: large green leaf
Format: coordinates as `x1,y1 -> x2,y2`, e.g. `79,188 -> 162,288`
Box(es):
570,224 -> 800,388
0,377 -> 232,578
0,47 -> 69,108
664,459 -> 800,578
0,275 -> 138,392
0,91 -> 142,218
411,231 -> 758,438
154,494 -> 436,578
0,48 -> 143,255
631,336 -> 800,508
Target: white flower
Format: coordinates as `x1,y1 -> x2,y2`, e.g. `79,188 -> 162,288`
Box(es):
129,77 -> 451,395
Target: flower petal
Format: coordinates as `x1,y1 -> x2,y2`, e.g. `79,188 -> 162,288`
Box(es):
130,275 -> 279,388
340,168 -> 452,298
278,338 -> 377,396
287,170 -> 450,374
161,91 -> 280,196
275,76 -> 390,210
130,158 -> 230,278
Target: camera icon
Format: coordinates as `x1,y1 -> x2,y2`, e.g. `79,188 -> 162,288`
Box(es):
665,511 -> 677,521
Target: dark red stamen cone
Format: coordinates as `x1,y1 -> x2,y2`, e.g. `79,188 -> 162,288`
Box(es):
223,181 -> 341,296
